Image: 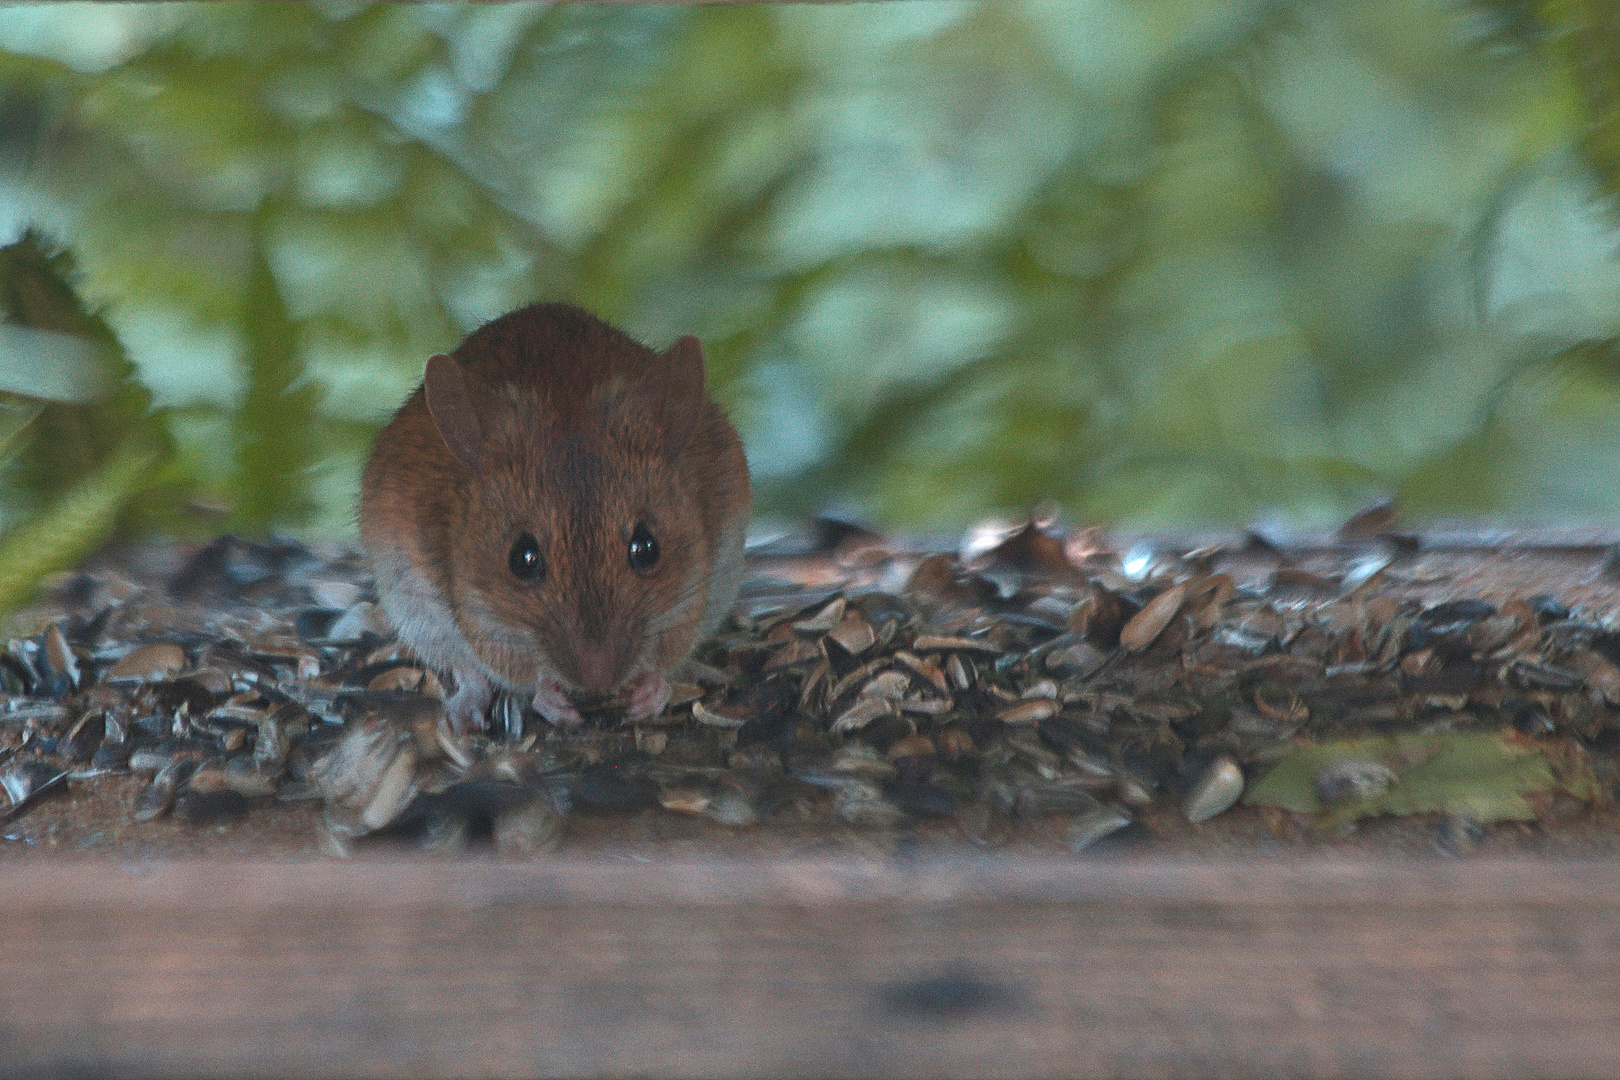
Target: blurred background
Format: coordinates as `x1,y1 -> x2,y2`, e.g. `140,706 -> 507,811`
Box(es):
2,0 -> 1620,606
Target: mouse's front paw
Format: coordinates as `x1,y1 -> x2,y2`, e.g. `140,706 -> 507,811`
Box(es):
533,680 -> 582,728
625,671 -> 672,722
444,671 -> 494,735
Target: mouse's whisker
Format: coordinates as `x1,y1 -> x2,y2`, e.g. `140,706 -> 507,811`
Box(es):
643,580 -> 708,634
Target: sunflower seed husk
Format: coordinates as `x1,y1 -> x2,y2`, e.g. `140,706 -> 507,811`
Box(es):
1068,805 -> 1133,851
691,700 -> 748,729
106,644 -> 187,684
1183,755 -> 1244,823
998,699 -> 1058,726
1120,584 -> 1189,652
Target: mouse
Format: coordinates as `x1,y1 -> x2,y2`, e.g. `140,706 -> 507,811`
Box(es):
359,302 -> 751,733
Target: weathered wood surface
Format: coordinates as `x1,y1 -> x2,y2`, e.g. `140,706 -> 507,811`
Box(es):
0,855 -> 1618,1078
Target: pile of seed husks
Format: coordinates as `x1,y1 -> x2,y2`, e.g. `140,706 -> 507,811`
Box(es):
1,514 -> 1617,855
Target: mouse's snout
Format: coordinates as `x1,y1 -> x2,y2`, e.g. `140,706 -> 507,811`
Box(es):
563,633 -> 631,694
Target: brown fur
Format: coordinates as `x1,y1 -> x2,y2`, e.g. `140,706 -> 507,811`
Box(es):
359,303 -> 750,707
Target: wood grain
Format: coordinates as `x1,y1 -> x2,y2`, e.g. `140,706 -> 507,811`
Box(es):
0,855 -> 1617,1079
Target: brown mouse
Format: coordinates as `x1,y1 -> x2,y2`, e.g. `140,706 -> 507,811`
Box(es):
359,303 -> 750,732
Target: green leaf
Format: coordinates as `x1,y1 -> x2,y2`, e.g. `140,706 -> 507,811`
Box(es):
0,230 -> 177,518
1543,0 -> 1620,198
1244,731 -> 1583,828
0,437 -> 159,618
0,398 -> 43,458
0,324 -> 110,403
232,220 -> 321,532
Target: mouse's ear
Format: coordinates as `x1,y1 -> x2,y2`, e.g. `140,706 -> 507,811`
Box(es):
656,334 -> 707,454
423,353 -> 487,472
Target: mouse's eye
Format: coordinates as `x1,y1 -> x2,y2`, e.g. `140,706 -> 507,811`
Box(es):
628,523 -> 660,575
508,533 -> 545,581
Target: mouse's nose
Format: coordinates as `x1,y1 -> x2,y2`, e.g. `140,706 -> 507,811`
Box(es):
569,639 -> 622,694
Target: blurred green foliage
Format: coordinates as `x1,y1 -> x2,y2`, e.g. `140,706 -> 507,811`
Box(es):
2,0 -> 1620,590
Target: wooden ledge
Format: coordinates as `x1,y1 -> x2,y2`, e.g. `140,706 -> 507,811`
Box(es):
1,854 -> 1618,1078
1,852 -> 1618,908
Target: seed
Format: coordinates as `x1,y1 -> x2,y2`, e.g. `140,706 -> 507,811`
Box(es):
255,711 -> 292,770
1068,589 -> 1127,641
91,741 -> 133,771
897,696 -> 952,715
886,734 -> 936,761
824,661 -> 876,705
364,643 -> 413,668
1006,731 -> 1062,776
488,692 -> 523,740
1044,641 -> 1109,678
1020,679 -> 1058,700
307,579 -> 362,610
665,682 -> 703,709
1466,614 -> 1522,654
368,667 -> 426,693
187,667 -> 234,696
858,670 -> 910,701
432,724 -> 473,769
791,596 -> 846,633
106,644 -> 187,684
245,635 -> 323,680
945,654 -> 974,691
1585,658 -> 1620,707
1183,755 -> 1244,823
1120,583 -> 1189,652
132,760 -> 190,822
185,762 -> 230,794
1068,805 -> 1133,851
1400,648 -> 1438,677
1067,750 -> 1114,778
129,741 -> 208,775
765,638 -> 822,670
691,700 -> 748,729
0,762 -> 67,817
128,746 -> 168,774
998,699 -> 1058,725
223,756 -> 281,799
310,721 -> 411,815
831,696 -> 893,734
326,601 -> 391,643
359,745 -> 418,832
826,613 -> 876,656
894,651 -> 949,693
43,624 -> 80,693
912,635 -> 1002,654
830,743 -> 897,779
659,787 -> 712,816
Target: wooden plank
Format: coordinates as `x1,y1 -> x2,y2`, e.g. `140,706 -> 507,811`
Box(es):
0,855 -> 1618,1078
